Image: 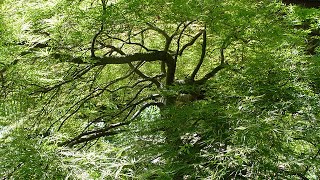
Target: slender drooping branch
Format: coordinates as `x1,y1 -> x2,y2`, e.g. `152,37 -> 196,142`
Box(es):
60,129 -> 126,147
57,64 -> 146,131
45,63 -> 141,133
60,95 -> 163,147
79,83 -> 154,134
32,65 -> 93,94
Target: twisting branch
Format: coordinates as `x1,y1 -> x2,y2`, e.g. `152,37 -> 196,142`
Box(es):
171,22 -> 185,39
160,22 -> 184,74
146,22 -> 177,75
58,50 -> 172,66
53,51 -> 176,86
163,22 -> 184,53
220,48 -> 225,64
195,48 -> 227,85
97,41 -> 126,55
97,42 -> 163,87
175,21 -> 196,62
66,130 -> 123,147
127,62 -> 161,88
179,30 -> 204,56
146,22 -> 170,40
60,50 -> 176,85
132,28 -> 150,37
91,0 -> 107,57
190,27 -> 207,80
78,122 -> 128,141
104,35 -> 152,51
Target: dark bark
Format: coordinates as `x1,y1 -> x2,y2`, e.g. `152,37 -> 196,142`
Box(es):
282,0 -> 320,8
190,29 -> 207,81
179,31 -> 204,56
45,20 -> 230,147
195,48 -> 227,85
54,50 -> 176,85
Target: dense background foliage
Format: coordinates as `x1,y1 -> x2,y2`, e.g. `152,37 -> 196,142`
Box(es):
1,0 -> 320,179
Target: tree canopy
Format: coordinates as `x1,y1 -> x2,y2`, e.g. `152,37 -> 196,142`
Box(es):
1,0 -> 320,179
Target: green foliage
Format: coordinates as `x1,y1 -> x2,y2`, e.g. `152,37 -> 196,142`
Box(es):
1,0 -> 320,179
0,126 -> 66,179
